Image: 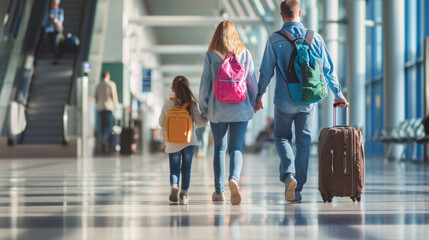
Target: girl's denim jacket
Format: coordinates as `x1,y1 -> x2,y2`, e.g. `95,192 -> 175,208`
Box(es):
198,50 -> 257,123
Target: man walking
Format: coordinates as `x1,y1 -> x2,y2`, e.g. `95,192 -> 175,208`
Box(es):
95,71 -> 119,153
255,0 -> 348,203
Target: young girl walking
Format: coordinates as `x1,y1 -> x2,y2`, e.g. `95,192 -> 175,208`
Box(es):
159,76 -> 208,204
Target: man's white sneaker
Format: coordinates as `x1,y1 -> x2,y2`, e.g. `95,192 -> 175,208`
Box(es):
284,175 -> 297,202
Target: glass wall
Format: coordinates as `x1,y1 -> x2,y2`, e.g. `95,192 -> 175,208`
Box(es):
365,0 -> 383,156
362,0 -> 425,158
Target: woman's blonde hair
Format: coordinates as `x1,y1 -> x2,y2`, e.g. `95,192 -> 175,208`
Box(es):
208,21 -> 246,55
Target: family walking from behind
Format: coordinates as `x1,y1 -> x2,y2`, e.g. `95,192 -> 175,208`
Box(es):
159,0 -> 348,205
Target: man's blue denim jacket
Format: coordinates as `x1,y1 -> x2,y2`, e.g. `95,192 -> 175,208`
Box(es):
42,8 -> 64,33
199,50 -> 257,123
257,22 -> 345,114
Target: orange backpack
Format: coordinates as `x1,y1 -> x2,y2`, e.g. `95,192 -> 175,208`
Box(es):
164,98 -> 192,143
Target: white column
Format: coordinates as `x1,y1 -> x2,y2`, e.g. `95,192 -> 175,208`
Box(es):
383,0 -> 405,160
346,0 -> 366,131
306,0 -> 320,150
305,0 -> 318,32
321,0 -> 339,128
81,75 -> 89,158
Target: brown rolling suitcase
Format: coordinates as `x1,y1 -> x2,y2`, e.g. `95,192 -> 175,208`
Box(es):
318,104 -> 365,202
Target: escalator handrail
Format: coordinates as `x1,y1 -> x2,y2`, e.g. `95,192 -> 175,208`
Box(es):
63,0 -> 97,144
62,104 -> 78,144
66,0 -> 97,105
62,104 -> 69,144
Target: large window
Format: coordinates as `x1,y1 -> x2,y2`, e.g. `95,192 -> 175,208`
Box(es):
364,0 -> 383,155
404,0 -> 424,159
362,0 -> 425,158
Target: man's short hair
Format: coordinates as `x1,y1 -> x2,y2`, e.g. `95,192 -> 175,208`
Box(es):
102,71 -> 110,79
280,0 -> 300,19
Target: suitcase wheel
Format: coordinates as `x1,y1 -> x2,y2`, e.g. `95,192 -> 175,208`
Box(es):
322,194 -> 333,203
351,196 -> 361,202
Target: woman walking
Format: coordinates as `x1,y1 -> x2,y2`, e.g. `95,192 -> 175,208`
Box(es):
199,21 -> 258,205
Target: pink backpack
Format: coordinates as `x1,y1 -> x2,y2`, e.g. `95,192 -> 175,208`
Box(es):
214,51 -> 247,102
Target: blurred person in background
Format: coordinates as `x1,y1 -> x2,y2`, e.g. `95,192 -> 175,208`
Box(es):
95,71 -> 119,153
41,0 -> 64,65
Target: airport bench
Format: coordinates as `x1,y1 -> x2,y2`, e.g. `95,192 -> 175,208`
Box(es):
374,118 -> 429,161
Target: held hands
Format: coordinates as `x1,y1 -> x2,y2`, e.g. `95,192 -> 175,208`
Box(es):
334,98 -> 348,108
254,99 -> 264,113
50,14 -> 63,32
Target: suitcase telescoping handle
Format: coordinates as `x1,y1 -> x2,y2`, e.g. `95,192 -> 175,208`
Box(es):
333,103 -> 349,126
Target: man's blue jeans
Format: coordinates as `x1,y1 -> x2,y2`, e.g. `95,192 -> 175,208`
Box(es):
274,107 -> 314,196
169,146 -> 195,190
99,110 -> 114,144
210,121 -> 248,194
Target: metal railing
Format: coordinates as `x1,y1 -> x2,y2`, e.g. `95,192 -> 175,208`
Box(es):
67,0 -> 98,105
7,101 -> 26,145
62,104 -> 79,144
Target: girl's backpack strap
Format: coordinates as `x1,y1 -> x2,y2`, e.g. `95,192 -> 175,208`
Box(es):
170,97 -> 178,105
170,97 -> 188,109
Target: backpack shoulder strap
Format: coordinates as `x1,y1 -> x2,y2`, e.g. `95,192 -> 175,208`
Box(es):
169,97 -> 177,105
214,50 -> 225,60
305,30 -> 314,45
275,30 -> 296,46
225,51 -> 235,58
170,97 -> 189,109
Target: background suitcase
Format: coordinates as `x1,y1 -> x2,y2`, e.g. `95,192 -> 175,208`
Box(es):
318,103 -> 365,202
120,108 -> 136,155
63,33 -> 80,53
120,128 -> 134,155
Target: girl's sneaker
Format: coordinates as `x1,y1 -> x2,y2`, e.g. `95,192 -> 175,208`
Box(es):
169,187 -> 179,202
212,191 -> 226,202
229,179 -> 241,205
179,193 -> 188,204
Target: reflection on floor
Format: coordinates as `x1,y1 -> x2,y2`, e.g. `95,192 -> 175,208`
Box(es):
0,153 -> 428,240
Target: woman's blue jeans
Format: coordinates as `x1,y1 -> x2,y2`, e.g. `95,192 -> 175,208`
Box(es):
169,146 -> 195,191
210,121 -> 248,193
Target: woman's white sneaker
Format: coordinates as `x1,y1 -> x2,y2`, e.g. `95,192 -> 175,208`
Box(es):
212,191 -> 226,202
169,187 -> 179,202
229,179 -> 241,205
179,193 -> 188,204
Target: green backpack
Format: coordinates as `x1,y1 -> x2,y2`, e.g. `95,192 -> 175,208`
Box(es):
276,30 -> 328,104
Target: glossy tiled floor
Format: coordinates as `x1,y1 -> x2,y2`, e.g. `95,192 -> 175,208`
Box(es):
0,152 -> 428,240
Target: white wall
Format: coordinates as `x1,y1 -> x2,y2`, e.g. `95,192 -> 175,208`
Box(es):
124,0 -> 163,131
102,0 -> 124,62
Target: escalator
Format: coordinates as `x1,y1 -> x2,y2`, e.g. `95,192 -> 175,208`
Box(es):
22,0 -> 86,144
0,0 -> 97,157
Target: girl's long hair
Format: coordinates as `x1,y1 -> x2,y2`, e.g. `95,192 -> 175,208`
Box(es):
172,76 -> 197,116
208,21 -> 246,55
